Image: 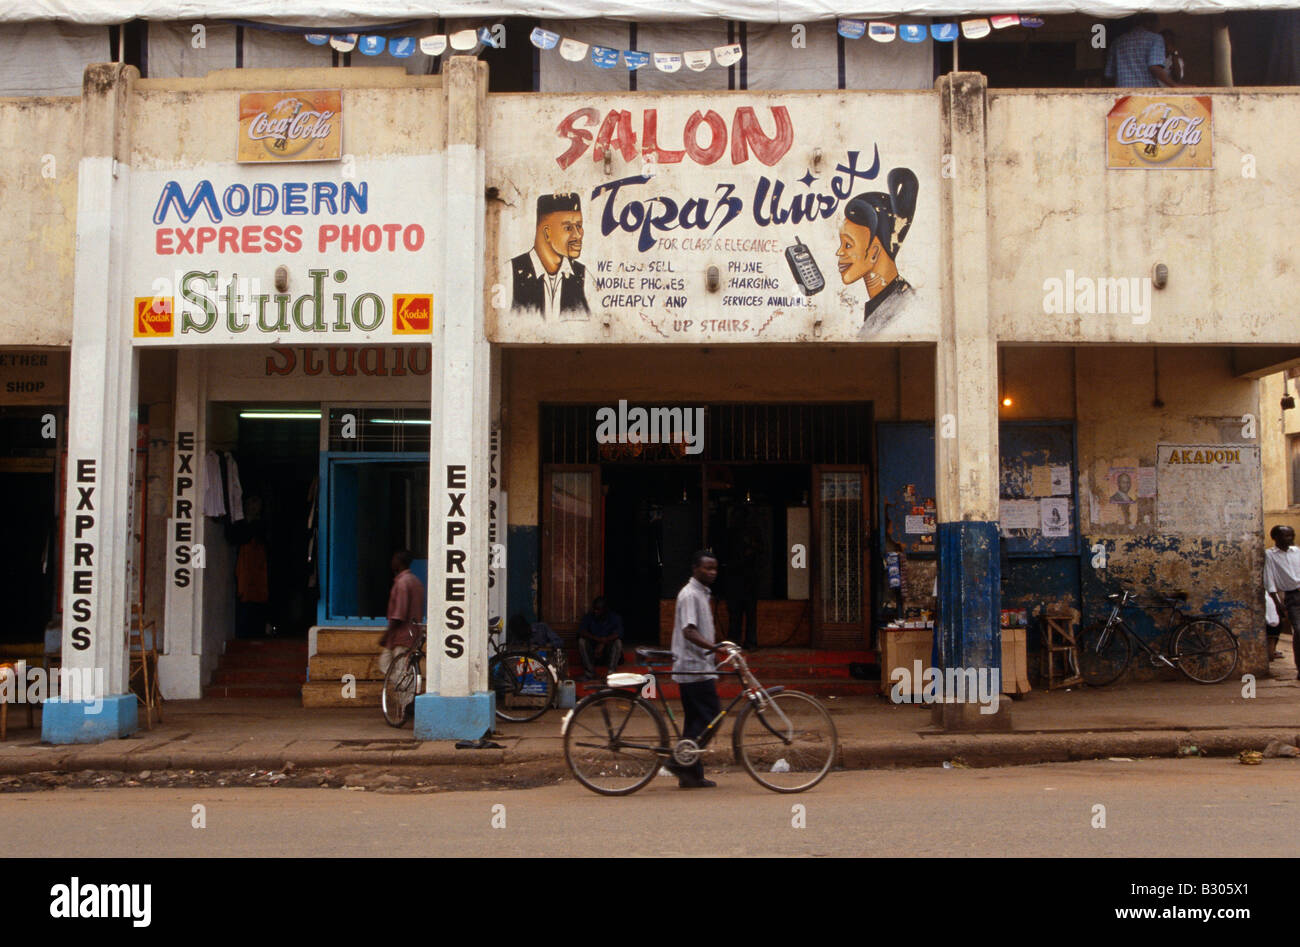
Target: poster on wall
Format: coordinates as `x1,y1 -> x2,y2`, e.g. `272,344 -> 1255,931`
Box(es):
237,91 -> 343,164
1106,95 -> 1212,170
1156,444 -> 1260,536
127,157 -> 439,346
487,94 -> 940,344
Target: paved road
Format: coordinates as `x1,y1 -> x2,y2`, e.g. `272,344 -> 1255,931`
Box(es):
0,758 -> 1293,857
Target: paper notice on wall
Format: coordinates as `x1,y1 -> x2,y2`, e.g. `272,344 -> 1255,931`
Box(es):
1050,465 -> 1071,495
1040,498 -> 1070,536
905,514 -> 935,535
1000,499 -> 1040,532
1030,465 -> 1053,497
1135,466 -> 1157,498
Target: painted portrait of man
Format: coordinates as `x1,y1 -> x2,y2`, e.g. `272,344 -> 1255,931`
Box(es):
510,192 -> 590,319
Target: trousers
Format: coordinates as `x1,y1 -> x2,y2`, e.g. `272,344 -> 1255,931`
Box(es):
677,679 -> 721,782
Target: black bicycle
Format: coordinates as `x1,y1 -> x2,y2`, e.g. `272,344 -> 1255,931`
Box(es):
1076,589 -> 1239,686
488,634 -> 557,723
562,641 -> 838,795
381,623 -> 426,727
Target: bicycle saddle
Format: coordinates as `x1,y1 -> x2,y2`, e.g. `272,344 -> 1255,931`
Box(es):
606,672 -> 653,688
635,647 -> 676,663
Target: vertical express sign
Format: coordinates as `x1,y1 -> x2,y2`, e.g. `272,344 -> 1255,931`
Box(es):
442,464 -> 467,658
172,432 -> 196,587
69,459 -> 97,651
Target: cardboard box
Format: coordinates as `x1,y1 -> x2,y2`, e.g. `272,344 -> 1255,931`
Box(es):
880,625 -> 1031,698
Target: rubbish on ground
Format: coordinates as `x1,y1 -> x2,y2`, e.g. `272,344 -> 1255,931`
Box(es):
1176,745 -> 1202,757
1238,750 -> 1264,765
770,759 -> 790,773
1107,757 -> 1134,762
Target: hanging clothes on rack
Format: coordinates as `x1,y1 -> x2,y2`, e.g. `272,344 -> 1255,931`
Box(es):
203,450 -> 226,517
224,451 -> 245,523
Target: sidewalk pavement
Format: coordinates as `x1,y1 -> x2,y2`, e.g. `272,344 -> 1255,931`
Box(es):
1,655 -> 1297,776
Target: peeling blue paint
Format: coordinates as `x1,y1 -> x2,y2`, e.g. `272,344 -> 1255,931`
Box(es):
936,521 -> 1001,671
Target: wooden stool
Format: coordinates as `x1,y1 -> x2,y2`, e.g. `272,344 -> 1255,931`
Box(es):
0,663 -> 36,740
128,618 -> 164,729
1039,609 -> 1083,690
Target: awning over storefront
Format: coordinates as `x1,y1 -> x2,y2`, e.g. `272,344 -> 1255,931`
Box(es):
1,0 -> 1294,26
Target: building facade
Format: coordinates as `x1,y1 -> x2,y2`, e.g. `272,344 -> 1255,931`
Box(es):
1,5 -> 1296,743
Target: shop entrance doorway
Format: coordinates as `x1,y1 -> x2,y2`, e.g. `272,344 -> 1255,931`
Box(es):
0,410 -> 59,647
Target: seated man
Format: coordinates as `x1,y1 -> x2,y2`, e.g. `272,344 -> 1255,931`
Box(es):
577,597 -> 624,680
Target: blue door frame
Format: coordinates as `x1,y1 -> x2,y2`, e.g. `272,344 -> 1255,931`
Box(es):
317,451 -> 429,626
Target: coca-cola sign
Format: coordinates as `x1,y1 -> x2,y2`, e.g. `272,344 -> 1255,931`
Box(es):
1107,95 -> 1213,170
238,90 -> 343,163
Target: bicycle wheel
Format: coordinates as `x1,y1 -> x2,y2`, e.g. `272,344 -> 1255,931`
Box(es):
1173,619 -> 1239,684
1075,621 -> 1132,687
563,691 -> 667,796
490,652 -> 555,723
732,690 -> 838,793
381,651 -> 420,727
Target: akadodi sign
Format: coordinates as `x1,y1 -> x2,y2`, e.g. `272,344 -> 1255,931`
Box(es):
1107,95 -> 1213,170
238,90 -> 343,164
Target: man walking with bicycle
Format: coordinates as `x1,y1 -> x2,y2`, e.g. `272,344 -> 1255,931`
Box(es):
669,550 -> 724,789
378,550 -> 425,676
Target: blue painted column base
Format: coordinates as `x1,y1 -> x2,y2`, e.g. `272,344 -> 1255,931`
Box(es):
41,695 -> 139,744
414,692 -> 495,741
935,520 -> 1002,672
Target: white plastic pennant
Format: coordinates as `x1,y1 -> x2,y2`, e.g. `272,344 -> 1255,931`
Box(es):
560,37 -> 589,61
961,18 -> 991,39
990,14 -> 1020,29
329,33 -> 357,52
868,22 -> 897,42
837,18 -> 866,39
683,49 -> 712,71
419,34 -> 447,56
530,27 -> 559,50
449,28 -> 479,50
653,51 -> 682,72
713,43 -> 743,67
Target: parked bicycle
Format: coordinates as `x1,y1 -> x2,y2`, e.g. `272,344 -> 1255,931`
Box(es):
381,623 -> 426,727
562,641 -> 838,795
488,631 -> 557,723
1076,589 -> 1239,686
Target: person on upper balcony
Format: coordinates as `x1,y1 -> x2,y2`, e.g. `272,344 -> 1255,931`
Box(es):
1105,14 -> 1185,88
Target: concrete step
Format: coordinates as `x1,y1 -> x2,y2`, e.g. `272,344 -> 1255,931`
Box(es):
310,653 -> 382,681
211,668 -> 307,686
301,680 -> 384,707
204,683 -> 304,699
316,629 -> 382,654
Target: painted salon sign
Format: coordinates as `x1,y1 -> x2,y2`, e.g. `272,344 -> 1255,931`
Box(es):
127,155 -> 439,345
238,90 -> 342,163
487,94 -> 940,345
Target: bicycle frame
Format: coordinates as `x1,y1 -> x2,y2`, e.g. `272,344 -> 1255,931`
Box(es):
1096,592 -> 1189,667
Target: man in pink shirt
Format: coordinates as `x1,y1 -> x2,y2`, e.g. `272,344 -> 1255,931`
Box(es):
378,550 -> 425,675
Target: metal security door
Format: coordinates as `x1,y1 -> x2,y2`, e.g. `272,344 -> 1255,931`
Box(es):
811,465 -> 870,649
541,465 -> 603,636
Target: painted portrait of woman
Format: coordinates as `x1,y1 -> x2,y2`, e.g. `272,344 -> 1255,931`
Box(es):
837,167 -> 919,333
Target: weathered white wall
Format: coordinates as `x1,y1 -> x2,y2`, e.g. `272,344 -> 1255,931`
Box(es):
0,97 -> 80,346
988,90 -> 1300,346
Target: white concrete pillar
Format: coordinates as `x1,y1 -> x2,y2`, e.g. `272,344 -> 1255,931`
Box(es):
44,64 -> 140,743
158,349 -> 207,698
415,57 -> 493,739
934,72 -> 1002,679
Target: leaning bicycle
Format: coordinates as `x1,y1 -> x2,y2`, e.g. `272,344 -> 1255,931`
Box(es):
563,641 -> 838,795
488,634 -> 557,723
1076,589 -> 1239,686
381,623 -> 427,727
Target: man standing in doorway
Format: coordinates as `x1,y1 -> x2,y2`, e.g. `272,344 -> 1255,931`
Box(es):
670,550 -> 724,789
1265,525 -> 1300,676
378,550 -> 425,677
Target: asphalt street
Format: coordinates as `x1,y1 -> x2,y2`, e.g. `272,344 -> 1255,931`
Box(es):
0,757 -> 1293,857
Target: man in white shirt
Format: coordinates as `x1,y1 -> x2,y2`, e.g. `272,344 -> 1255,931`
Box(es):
509,193 -> 591,320
669,550 -> 723,788
1264,524 -> 1300,674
